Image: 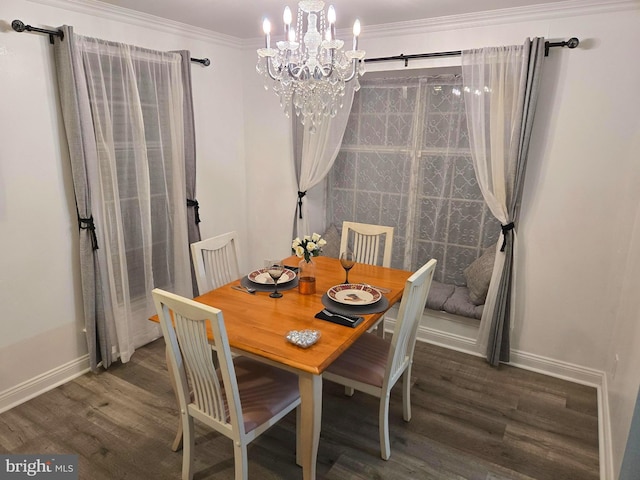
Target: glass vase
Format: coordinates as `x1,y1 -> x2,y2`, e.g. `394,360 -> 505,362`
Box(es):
298,258 -> 317,295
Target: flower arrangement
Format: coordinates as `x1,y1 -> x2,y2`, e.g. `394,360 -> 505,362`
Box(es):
292,233 -> 327,263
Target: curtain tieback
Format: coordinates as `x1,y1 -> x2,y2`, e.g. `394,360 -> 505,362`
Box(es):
79,215 -> 99,251
297,191 -> 307,219
500,222 -> 515,252
187,199 -> 201,224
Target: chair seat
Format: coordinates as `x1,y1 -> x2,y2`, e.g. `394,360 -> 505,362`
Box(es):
325,333 -> 390,388
233,357 -> 300,433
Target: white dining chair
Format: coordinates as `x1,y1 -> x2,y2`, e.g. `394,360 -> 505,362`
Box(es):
340,221 -> 394,268
191,231 -> 241,294
323,259 -> 436,461
152,288 -> 301,480
340,221 -> 395,337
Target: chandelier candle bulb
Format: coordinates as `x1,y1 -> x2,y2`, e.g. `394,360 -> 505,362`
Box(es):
263,18 -> 271,48
283,7 -> 292,36
327,5 -> 336,40
352,19 -> 360,51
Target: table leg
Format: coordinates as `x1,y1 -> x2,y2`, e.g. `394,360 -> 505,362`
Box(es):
298,373 -> 322,480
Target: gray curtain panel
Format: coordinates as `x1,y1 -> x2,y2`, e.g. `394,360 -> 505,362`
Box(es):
486,38 -> 545,365
174,51 -> 202,297
53,25 -> 112,371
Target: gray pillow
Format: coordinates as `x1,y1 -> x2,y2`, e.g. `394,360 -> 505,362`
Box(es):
321,224 -> 341,259
463,245 -> 496,305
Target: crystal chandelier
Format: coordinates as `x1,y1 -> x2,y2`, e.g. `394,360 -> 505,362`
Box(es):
256,1 -> 366,132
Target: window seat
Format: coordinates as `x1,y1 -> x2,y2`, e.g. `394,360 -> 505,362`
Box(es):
425,281 -> 483,320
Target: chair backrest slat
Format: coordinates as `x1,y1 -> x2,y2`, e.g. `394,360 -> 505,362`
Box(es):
174,311 -> 226,420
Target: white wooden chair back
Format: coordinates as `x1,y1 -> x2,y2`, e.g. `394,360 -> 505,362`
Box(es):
152,289 -> 244,437
340,221 -> 394,268
383,259 -> 436,390
153,289 -> 301,479
191,231 -> 240,294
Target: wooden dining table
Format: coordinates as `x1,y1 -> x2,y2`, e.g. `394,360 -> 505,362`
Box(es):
152,255 -> 412,480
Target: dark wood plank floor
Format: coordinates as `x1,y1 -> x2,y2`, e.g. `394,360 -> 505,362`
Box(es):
0,339 -> 599,479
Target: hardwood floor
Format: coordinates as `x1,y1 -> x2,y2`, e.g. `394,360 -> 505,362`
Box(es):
0,339 -> 599,479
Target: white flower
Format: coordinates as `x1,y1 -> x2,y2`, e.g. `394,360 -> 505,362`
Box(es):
292,232 -> 327,262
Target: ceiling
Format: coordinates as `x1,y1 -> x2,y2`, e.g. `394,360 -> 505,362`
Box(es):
96,0 -> 571,39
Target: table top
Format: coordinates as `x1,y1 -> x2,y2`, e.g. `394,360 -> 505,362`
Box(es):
152,255 -> 412,375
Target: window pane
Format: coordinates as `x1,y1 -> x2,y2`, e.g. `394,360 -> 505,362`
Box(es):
327,73 -> 499,282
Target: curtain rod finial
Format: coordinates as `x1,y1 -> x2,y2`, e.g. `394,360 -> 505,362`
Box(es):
11,19 -> 27,32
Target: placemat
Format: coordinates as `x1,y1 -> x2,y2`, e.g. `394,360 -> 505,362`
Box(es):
241,275 -> 299,292
321,293 -> 389,316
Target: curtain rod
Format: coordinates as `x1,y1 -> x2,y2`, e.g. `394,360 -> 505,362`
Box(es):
11,20 -> 211,67
365,37 -> 579,67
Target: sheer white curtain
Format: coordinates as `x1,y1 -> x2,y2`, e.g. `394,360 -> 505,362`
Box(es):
462,39 -> 545,362
77,36 -> 192,363
295,84 -> 355,237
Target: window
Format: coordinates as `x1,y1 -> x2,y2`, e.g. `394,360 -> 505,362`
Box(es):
327,72 -> 499,285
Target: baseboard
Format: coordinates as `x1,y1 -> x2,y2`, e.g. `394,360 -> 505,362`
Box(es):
0,355 -> 91,414
598,374 -> 614,480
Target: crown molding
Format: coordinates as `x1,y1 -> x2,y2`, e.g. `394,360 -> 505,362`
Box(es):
356,0 -> 638,40
241,0 -> 636,48
26,0 -> 243,48
26,0 -> 637,50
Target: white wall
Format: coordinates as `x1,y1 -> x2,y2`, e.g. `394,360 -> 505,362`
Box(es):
0,0 -> 246,405
241,47 -> 298,267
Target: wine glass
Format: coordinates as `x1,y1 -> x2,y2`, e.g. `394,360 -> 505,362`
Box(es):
265,260 -> 285,298
339,251 -> 356,284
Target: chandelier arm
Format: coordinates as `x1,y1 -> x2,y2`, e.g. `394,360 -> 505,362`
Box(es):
265,57 -> 278,81
344,59 -> 358,82
316,62 -> 334,78
288,63 -> 308,80
323,48 -> 335,78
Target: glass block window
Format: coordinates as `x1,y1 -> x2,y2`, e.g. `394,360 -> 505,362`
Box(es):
327,73 -> 500,285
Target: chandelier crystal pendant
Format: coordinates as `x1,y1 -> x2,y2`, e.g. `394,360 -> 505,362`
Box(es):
256,1 -> 366,132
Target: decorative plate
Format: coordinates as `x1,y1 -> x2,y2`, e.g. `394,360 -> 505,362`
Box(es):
248,268 -> 297,285
327,284 -> 382,306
